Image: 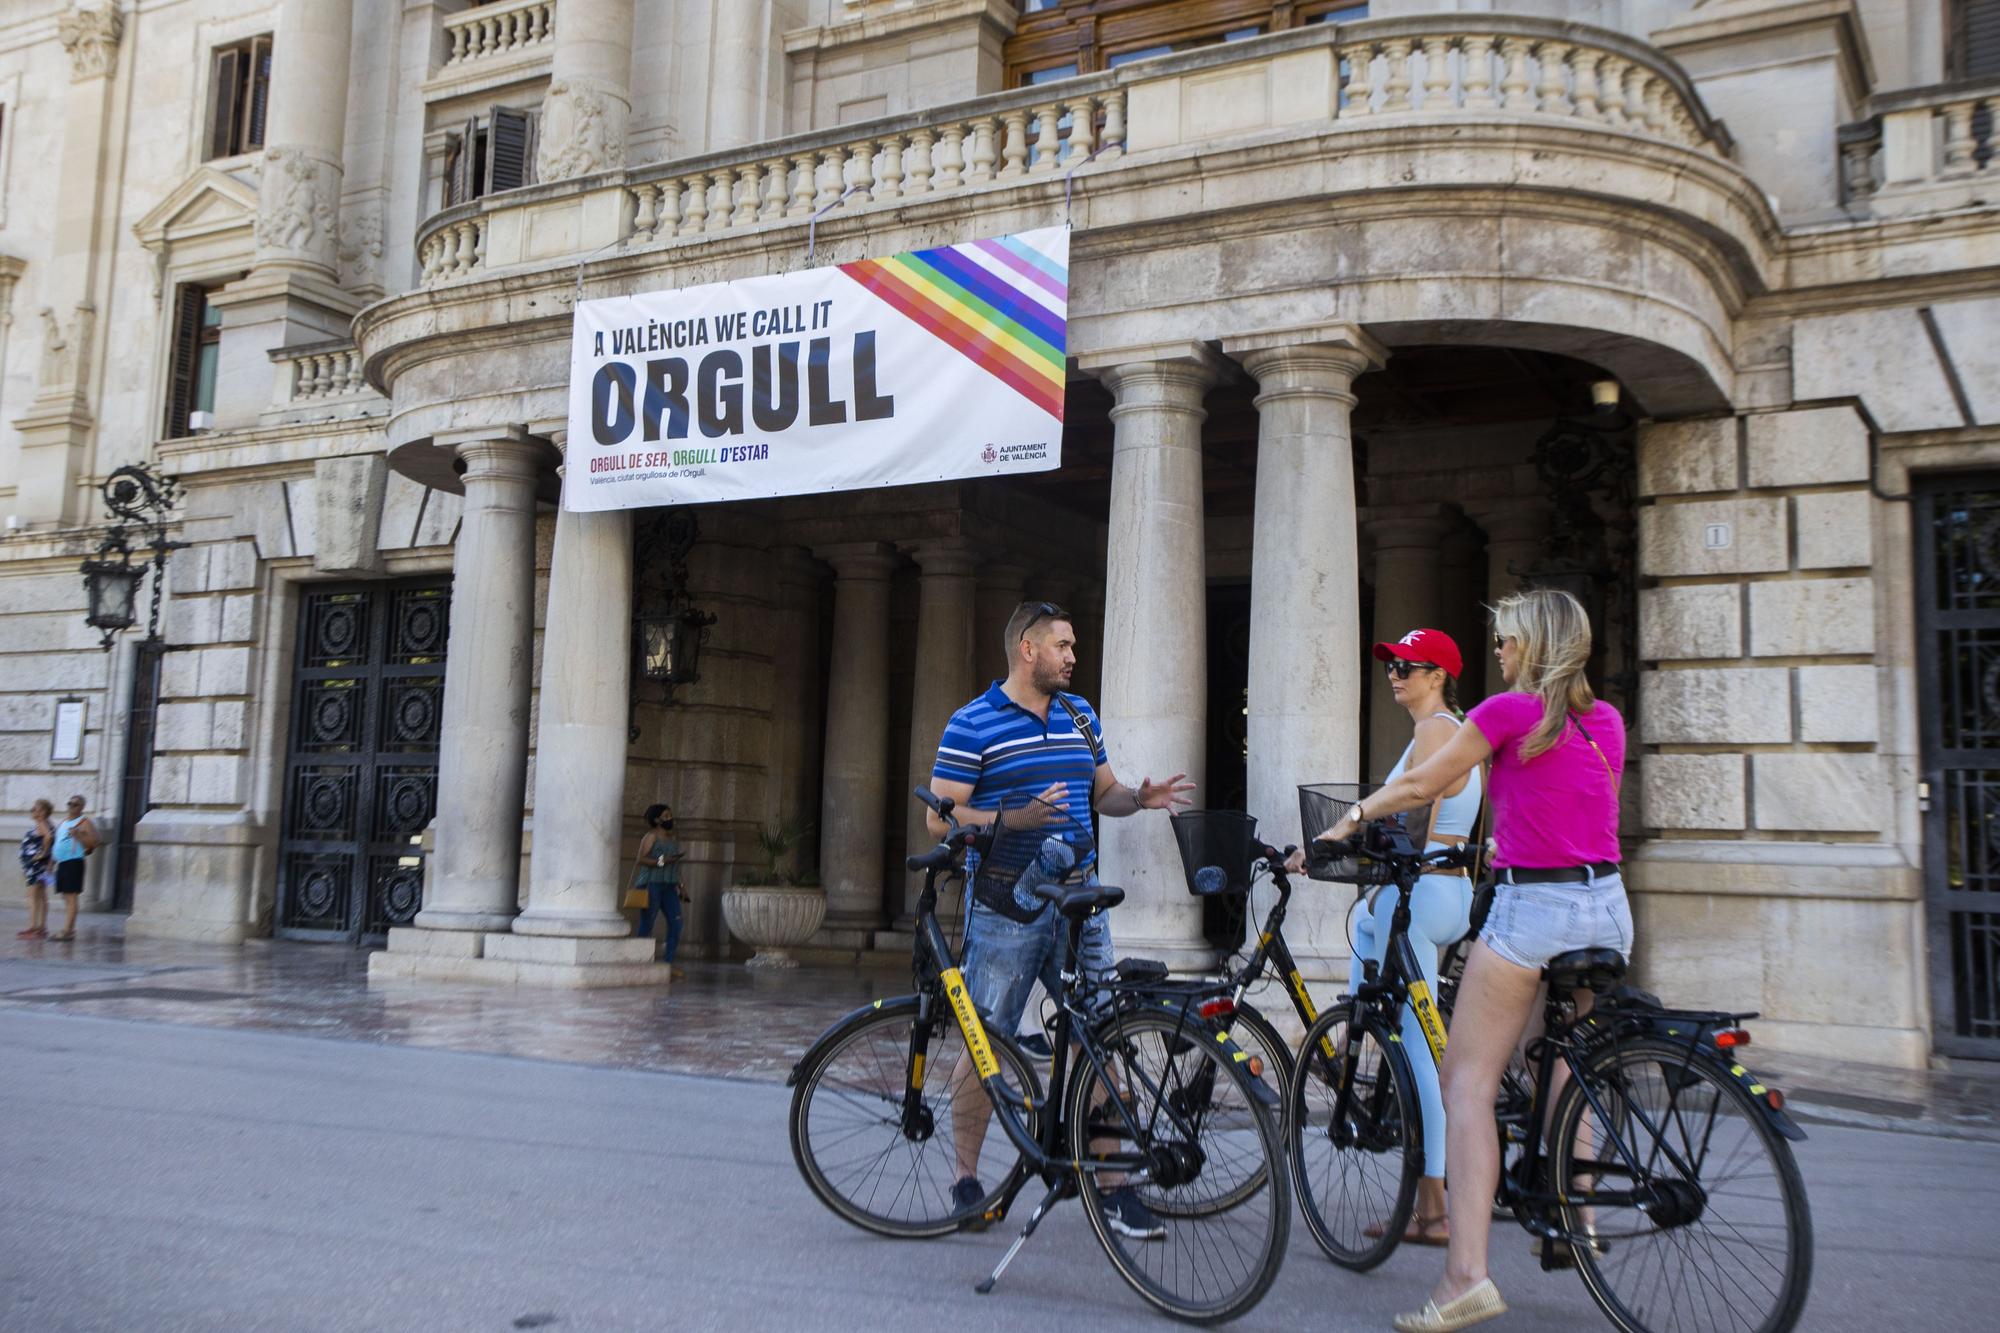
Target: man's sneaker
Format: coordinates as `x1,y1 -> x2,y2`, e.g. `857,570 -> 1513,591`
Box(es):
1101,1186 -> 1167,1241
951,1175 -> 990,1229
1016,1032 -> 1053,1061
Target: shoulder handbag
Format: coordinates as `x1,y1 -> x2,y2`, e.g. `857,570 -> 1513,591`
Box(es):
622,849 -> 651,911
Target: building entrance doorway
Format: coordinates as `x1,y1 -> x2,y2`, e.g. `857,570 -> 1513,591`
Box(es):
1915,475 -> 2000,1058
276,580 -> 450,944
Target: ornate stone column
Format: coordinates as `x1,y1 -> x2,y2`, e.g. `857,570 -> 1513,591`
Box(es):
899,539 -> 979,927
1225,328 -> 1383,973
1365,506 -> 1454,779
1078,344 -> 1226,967
1437,520 -> 1489,706
536,0 -> 636,182
11,4 -> 123,526
412,430 -> 547,934
1469,498 -> 1554,695
514,499 -> 636,939
814,542 -> 898,945
255,0 -> 352,281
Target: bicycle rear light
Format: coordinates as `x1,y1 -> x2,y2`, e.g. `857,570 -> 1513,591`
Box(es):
1713,1028 -> 1751,1048
1199,997 -> 1235,1020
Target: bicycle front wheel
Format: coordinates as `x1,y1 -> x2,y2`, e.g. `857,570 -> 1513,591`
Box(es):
1069,1007 -> 1291,1324
789,996 -> 1041,1238
1286,1002 -> 1421,1270
1550,1036 -> 1813,1333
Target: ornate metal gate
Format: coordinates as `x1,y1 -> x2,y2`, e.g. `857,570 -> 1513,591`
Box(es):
277,581 -> 450,943
1916,476 -> 2000,1058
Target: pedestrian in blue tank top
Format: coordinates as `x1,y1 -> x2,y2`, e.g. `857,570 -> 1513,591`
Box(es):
47,794 -> 98,943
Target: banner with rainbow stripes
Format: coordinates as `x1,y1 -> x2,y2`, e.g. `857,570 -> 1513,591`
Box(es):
564,227 -> 1069,511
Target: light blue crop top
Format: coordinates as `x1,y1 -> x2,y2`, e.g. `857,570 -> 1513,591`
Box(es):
1386,712 -> 1483,847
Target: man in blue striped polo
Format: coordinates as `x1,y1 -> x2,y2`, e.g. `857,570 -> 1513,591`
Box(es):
928,598 -> 1193,1239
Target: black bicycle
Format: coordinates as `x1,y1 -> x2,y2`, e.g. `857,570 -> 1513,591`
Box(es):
1287,813 -> 1813,1333
787,791 -> 1291,1324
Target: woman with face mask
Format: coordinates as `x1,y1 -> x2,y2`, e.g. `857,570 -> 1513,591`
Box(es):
632,803 -> 686,977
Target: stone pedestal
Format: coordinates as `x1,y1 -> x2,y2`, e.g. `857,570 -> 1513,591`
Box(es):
1365,507 -> 1453,780
123,810 -> 273,945
900,539 -> 978,926
1229,327 -> 1383,976
1083,344 -> 1225,968
513,501 -> 637,941
814,542 -> 898,947
410,430 -> 547,935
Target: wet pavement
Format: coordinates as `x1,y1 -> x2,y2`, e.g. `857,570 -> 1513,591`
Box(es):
3,907 -> 1996,1139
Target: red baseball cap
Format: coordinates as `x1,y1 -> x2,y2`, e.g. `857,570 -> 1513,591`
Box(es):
1372,628 -> 1464,679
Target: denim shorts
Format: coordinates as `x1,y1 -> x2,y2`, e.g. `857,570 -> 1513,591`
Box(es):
960,893 -> 1115,1036
1479,871 -> 1633,972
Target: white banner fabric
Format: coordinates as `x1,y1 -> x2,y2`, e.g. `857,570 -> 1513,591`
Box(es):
562,227 -> 1069,511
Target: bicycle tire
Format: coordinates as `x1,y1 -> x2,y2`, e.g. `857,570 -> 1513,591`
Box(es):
1138,999 -> 1283,1220
1068,1007 -> 1291,1324
1550,1036 -> 1813,1333
789,996 -> 1041,1239
1286,1002 -> 1421,1270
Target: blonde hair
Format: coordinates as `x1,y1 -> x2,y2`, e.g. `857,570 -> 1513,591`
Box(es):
1492,588 -> 1596,760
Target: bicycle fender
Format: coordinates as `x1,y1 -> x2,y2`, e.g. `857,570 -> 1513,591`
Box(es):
1602,1013 -> 1809,1144
1149,997 -> 1283,1110
786,993 -> 920,1086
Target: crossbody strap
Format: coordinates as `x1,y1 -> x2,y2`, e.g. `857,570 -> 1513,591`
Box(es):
1568,711 -> 1621,794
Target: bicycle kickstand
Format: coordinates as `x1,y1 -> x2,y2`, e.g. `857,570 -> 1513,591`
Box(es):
975,1181 -> 1067,1295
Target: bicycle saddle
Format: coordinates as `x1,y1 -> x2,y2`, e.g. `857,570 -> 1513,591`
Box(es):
1545,948 -> 1627,994
1029,880 -> 1126,916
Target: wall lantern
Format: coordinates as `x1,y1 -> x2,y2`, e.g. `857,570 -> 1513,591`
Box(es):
80,464 -> 186,650
629,510 -> 716,737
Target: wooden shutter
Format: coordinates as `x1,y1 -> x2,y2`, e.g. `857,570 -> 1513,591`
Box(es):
448,115 -> 477,205
488,106 -> 531,193
162,287 -> 206,439
208,46 -> 242,160
246,35 -> 273,150
1959,0 -> 2000,77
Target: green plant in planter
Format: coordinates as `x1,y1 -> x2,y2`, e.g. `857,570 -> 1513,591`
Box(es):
737,818 -> 818,887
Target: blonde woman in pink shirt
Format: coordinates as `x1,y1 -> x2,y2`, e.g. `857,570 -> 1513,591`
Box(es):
1310,588 -> 1629,1333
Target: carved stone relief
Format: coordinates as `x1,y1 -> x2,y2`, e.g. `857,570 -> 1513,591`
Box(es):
535,79 -> 628,182
57,4 -> 123,82
338,202 -> 384,292
255,147 -> 341,273
36,303 -> 95,392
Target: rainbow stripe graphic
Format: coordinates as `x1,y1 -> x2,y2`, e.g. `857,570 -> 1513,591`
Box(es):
839,233 -> 1068,420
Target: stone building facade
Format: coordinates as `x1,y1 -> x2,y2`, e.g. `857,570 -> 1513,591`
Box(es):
2,0 -> 1996,1066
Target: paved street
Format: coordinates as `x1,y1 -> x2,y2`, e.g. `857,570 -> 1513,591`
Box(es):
4,1005 -> 1997,1332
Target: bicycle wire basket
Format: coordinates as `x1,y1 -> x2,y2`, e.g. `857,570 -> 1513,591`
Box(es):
1297,782 -> 1396,884
1168,809 -> 1260,897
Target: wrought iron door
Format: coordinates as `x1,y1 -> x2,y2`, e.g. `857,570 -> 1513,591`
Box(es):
277,581 -> 449,943
1916,477 -> 2000,1058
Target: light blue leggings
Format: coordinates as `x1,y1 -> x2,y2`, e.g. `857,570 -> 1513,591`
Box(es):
1348,871 -> 1473,1179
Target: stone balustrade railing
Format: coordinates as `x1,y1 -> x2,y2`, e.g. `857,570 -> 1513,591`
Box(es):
628,84 -> 1124,244
441,0 -> 556,69
413,15 -> 1727,288
270,339 -> 379,410
1841,77 -> 2000,215
418,215 -> 488,284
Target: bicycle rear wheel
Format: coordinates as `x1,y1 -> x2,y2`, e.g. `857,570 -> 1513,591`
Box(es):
1550,1036 -> 1813,1333
1069,1008 -> 1291,1323
789,996 -> 1041,1238
1286,1002 -> 1421,1270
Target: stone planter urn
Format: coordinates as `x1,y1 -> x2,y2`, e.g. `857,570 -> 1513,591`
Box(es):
721,883 -> 826,968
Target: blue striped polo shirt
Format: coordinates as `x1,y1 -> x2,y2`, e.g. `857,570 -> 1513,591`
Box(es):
932,682 -> 1107,874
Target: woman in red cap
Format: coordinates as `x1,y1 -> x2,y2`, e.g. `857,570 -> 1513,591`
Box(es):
1357,626 -> 1481,1246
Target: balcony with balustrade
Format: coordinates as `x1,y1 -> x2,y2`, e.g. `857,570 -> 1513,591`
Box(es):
1840,76 -> 2000,217
408,14 -> 1740,290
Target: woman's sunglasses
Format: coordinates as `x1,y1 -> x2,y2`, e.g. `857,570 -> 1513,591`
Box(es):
1384,659 -> 1436,679
1493,633 -> 1514,652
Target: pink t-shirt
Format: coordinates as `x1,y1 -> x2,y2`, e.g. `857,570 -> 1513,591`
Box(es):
1466,692 -> 1625,869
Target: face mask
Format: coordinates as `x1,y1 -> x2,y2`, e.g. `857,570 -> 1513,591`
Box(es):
658,818 -> 675,832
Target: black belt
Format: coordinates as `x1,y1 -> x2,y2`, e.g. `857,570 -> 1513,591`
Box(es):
1500,863 -> 1619,884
